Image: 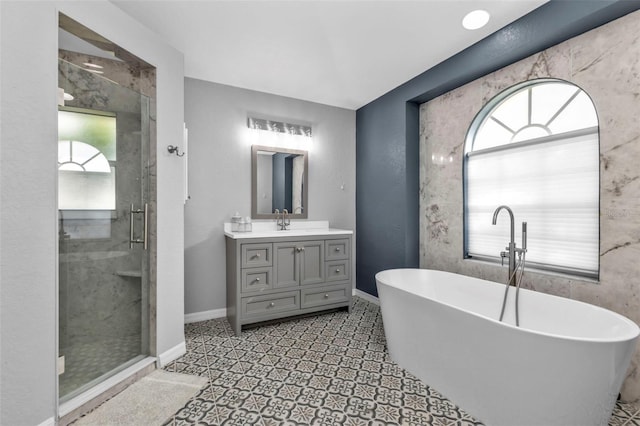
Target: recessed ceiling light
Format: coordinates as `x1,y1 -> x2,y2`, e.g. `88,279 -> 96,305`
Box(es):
82,62 -> 103,69
462,10 -> 490,30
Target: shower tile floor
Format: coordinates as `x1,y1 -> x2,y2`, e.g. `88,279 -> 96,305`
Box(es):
59,335 -> 141,399
163,297 -> 640,426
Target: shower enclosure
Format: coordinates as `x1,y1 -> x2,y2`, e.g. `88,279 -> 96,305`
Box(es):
57,15 -> 155,404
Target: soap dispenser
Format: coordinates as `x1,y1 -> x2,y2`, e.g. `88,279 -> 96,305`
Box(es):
231,212 -> 242,232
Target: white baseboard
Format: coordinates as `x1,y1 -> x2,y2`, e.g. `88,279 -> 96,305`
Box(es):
157,341 -> 186,368
37,416 -> 55,426
353,288 -> 379,305
184,308 -> 226,324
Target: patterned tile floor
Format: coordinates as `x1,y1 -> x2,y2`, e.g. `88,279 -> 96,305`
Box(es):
164,297 -> 640,426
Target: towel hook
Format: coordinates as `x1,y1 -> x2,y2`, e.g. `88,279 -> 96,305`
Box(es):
167,145 -> 185,157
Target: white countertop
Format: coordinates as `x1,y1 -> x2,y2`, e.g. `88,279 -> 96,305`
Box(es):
224,220 -> 353,239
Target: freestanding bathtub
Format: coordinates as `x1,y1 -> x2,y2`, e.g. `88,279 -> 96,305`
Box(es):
376,268 -> 639,426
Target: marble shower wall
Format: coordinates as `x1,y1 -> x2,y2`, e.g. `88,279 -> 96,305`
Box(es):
58,50 -> 156,349
420,10 -> 640,401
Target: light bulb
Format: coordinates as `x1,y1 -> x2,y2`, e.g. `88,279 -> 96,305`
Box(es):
463,10 -> 490,30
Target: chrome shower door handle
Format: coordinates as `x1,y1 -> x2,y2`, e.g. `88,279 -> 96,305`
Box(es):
130,204 -> 135,249
143,203 -> 148,250
129,203 -> 148,250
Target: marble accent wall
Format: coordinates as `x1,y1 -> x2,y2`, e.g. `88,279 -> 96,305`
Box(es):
420,10 -> 640,402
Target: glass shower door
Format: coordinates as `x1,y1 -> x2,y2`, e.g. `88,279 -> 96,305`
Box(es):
58,59 -> 151,402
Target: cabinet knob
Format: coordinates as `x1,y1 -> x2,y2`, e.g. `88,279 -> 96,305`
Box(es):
335,247 -> 341,252
335,268 -> 340,273
255,277 -> 260,282
324,294 -> 329,298
269,302 -> 275,307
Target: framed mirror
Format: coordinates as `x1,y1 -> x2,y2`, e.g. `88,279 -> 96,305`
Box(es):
251,145 -> 308,219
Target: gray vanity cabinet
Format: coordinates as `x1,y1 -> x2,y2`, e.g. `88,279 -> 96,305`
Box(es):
226,234 -> 352,336
273,240 -> 325,288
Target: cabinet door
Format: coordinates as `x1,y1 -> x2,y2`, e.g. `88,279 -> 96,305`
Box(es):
273,242 -> 298,288
300,240 -> 325,286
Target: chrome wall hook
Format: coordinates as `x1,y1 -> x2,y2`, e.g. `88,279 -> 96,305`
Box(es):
167,145 -> 185,157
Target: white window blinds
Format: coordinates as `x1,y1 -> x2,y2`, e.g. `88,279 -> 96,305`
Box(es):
464,79 -> 599,279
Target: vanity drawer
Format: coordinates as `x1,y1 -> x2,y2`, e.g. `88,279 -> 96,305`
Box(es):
325,260 -> 349,283
241,267 -> 272,293
301,284 -> 350,309
325,239 -> 349,261
241,291 -> 300,319
241,243 -> 272,268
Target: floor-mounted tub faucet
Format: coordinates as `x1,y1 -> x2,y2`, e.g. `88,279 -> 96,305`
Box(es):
492,205 -> 517,286
492,205 -> 527,326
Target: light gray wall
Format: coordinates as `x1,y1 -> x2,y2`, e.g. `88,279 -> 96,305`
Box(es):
0,2 -> 185,424
184,78 -> 356,315
1,3 -> 58,424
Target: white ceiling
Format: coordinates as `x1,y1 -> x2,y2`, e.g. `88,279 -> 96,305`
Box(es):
112,0 -> 548,110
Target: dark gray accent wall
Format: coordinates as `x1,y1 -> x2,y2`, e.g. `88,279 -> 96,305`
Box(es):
356,0 -> 640,297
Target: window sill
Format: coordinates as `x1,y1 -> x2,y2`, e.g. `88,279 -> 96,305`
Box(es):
59,209 -> 117,220
463,256 -> 600,285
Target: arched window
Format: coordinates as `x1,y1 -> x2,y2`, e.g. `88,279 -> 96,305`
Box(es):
58,140 -> 111,172
58,109 -> 116,211
464,79 -> 599,278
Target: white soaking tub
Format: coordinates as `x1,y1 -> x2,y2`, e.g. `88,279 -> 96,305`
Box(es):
375,268 -> 639,426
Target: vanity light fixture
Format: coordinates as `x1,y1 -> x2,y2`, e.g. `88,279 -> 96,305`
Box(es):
247,116 -> 312,151
248,117 -> 312,137
462,9 -> 490,30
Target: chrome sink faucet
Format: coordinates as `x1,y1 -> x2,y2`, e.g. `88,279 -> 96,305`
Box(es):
275,208 -> 290,230
492,205 -> 527,286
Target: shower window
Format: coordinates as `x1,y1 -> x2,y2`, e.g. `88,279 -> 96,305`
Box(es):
58,109 -> 116,210
464,79 -> 599,279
